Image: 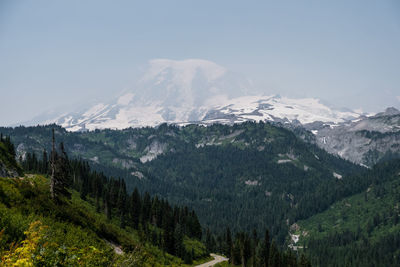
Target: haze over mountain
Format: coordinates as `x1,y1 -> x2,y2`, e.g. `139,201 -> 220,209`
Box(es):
27,59 -> 363,132
2,2 -> 400,266
16,59 -> 400,168
2,1 -> 399,127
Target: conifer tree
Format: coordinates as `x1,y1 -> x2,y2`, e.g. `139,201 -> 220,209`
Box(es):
130,188 -> 141,229
50,129 -> 56,199
238,232 -> 251,267
251,229 -> 258,267
268,240 -> 280,267
162,211 -> 175,255
299,254 -> 311,267
117,180 -> 127,228
174,223 -> 184,257
226,227 -> 233,261
142,192 -> 151,224
53,142 -> 71,201
261,229 -> 271,267
205,228 -> 213,253
104,188 -> 112,220
41,149 -> 48,174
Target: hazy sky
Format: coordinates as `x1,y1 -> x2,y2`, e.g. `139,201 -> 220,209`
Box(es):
1,0 -> 400,125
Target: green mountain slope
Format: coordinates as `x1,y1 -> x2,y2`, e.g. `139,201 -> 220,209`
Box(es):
0,134 -> 210,266
0,123 -> 363,245
0,128 -> 314,267
0,174 -> 210,266
294,159 -> 400,267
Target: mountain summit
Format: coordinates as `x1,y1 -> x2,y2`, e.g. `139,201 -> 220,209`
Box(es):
39,59 -> 360,131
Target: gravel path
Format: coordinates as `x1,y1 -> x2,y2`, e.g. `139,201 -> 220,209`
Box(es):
195,253 -> 228,267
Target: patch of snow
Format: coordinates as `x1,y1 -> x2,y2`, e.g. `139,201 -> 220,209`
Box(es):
360,163 -> 370,169
90,156 -> 99,163
67,125 -> 83,132
140,154 -> 156,163
333,172 -> 342,179
291,234 -> 300,244
82,103 -> 108,119
278,159 -> 292,164
131,171 -> 144,180
245,180 -> 259,186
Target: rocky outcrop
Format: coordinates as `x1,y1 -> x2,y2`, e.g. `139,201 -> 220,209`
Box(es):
139,140 -> 167,163
309,108 -> 400,166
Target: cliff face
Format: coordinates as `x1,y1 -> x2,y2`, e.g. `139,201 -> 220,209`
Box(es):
310,108 -> 400,166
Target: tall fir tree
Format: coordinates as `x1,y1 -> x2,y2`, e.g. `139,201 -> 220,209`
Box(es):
41,149 -> 48,174
268,240 -> 280,267
130,187 -> 141,229
261,229 -> 271,267
50,129 -> 56,199
49,130 -> 71,201
226,227 -> 233,261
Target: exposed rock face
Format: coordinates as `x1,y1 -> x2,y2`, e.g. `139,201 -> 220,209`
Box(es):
309,108 -> 400,166
139,140 -> 167,163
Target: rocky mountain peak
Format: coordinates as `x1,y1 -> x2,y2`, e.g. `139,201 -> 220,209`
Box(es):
376,107 -> 400,117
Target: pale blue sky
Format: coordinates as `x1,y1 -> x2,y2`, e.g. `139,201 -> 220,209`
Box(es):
1,0 -> 400,125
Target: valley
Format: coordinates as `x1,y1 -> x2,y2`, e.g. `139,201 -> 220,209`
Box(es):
2,1 -> 399,266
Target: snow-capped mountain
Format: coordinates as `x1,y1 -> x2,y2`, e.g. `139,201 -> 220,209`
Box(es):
39,59 -> 361,131
201,95 -> 360,126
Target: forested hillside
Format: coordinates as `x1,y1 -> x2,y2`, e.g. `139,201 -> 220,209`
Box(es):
0,133 -> 309,266
2,123 -> 399,265
0,136 -> 209,266
0,123 -> 363,244
296,159 -> 400,266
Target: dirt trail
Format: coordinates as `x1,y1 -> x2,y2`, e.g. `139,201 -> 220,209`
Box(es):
195,253 -> 228,267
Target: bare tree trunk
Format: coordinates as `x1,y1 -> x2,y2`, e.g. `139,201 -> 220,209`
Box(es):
50,128 -> 55,199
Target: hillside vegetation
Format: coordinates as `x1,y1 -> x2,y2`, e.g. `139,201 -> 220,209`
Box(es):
0,136 -> 208,266
1,134 -> 310,267
0,174 -> 211,266
3,123 -> 400,265
0,122 -> 363,244
295,159 -> 400,266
